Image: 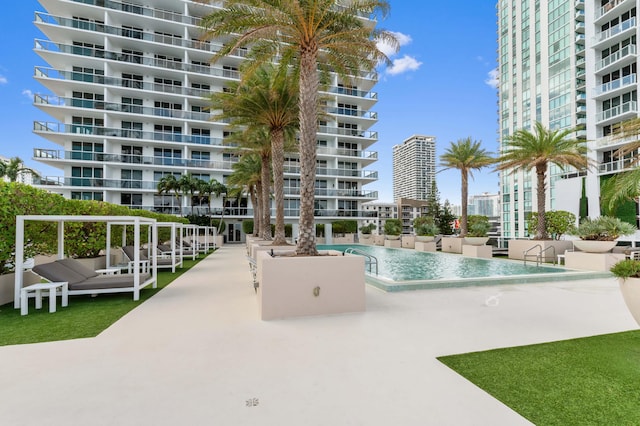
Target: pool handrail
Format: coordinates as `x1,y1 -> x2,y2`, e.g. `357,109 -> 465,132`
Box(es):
344,247 -> 378,275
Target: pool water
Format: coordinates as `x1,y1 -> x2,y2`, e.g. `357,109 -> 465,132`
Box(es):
318,244 -> 603,291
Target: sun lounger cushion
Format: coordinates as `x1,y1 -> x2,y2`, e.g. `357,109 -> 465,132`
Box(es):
70,273 -> 151,290
33,262 -> 87,285
122,246 -> 150,261
158,244 -> 173,253
55,258 -> 99,280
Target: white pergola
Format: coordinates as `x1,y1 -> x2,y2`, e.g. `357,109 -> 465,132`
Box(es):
15,215 -> 157,309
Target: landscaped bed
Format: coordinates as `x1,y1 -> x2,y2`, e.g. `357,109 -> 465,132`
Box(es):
438,330 -> 640,424
0,254 -> 209,346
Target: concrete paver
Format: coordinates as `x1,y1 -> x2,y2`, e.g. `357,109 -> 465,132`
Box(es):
0,244 -> 636,425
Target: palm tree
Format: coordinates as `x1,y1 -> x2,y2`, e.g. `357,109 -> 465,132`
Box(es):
209,64 -> 298,245
0,157 -> 38,182
496,122 -> 589,239
225,128 -> 275,240
199,0 -> 398,255
178,174 -> 200,216
440,138 -> 494,237
157,174 -> 181,215
227,153 -> 263,237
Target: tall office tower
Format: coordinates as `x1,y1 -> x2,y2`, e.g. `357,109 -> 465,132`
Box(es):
32,0 -> 379,242
468,192 -> 500,218
392,135 -> 436,202
497,0 -> 587,239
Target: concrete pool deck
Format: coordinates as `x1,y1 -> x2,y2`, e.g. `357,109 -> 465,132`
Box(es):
0,244 -> 637,425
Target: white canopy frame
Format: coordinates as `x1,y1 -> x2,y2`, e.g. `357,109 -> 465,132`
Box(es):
15,215 -> 157,309
153,221 -> 184,272
181,224 -> 199,260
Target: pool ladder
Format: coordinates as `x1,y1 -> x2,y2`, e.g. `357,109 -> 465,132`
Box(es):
523,244 -> 556,266
344,248 -> 379,275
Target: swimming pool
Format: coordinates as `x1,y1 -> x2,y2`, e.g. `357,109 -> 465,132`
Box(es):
318,244 -> 607,291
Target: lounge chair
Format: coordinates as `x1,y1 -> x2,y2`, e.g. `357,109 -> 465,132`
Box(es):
122,245 -> 180,272
32,258 -> 154,300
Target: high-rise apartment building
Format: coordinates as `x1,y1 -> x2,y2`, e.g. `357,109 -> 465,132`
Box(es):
392,135 -> 436,202
31,0 -> 379,241
497,0 -> 587,239
468,192 -> 500,218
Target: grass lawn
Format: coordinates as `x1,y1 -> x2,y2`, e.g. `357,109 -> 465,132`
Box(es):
0,254 -> 209,346
438,330 -> 640,425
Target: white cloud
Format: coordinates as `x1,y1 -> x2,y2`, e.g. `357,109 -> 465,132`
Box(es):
0,75 -> 7,84
386,55 -> 422,76
22,89 -> 34,100
377,31 -> 412,57
377,31 -> 422,76
485,68 -> 499,89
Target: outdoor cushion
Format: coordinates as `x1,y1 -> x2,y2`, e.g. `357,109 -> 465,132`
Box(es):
32,262 -> 86,285
158,244 -> 173,253
70,273 -> 151,290
122,246 -> 149,261
55,258 -> 99,279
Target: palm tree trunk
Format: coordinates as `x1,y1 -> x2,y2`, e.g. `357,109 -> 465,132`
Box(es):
460,170 -> 468,237
260,153 -> 272,240
536,164 -> 548,240
296,47 -> 319,256
271,128 -> 287,245
252,183 -> 261,237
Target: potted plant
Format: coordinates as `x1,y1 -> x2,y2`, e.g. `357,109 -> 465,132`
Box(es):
463,215 -> 491,246
359,223 -> 376,240
413,216 -> 438,242
570,216 -> 636,253
384,219 -> 402,240
610,259 -> 640,325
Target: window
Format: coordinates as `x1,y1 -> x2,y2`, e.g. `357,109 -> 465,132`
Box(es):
72,91 -> 104,109
121,121 -> 143,138
154,148 -> 182,165
71,142 -> 103,161
71,191 -> 103,201
122,97 -> 143,113
122,25 -> 143,39
122,73 -> 143,89
71,167 -> 103,187
121,145 -> 143,163
72,116 -> 103,134
121,193 -> 143,207
191,128 -> 210,144
154,125 -> 182,142
121,169 -> 142,188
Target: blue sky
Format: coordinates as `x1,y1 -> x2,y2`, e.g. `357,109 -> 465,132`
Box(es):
0,1 -> 500,205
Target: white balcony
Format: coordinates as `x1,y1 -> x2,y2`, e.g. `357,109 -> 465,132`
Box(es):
596,44 -> 637,73
594,74 -> 637,98
596,101 -> 638,124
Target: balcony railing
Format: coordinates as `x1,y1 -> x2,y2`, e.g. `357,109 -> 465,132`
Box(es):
71,0 -> 206,26
317,126 -> 377,139
33,121 -> 225,146
315,147 -> 377,159
35,67 -> 213,98
593,17 -> 636,44
283,165 -> 377,179
33,148 -> 236,170
34,94 -> 213,122
283,188 -> 378,198
35,12 -> 233,56
596,101 -> 638,123
594,74 -> 636,97
596,44 -> 637,72
34,39 -> 241,80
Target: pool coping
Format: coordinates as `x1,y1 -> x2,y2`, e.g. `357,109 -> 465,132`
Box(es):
365,270 -> 613,292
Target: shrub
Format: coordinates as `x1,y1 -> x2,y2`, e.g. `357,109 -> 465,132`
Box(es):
571,216 -> 636,241
413,216 -> 438,236
384,219 -> 402,236
610,259 -> 640,280
331,220 -> 357,235
360,223 -> 376,234
242,220 -> 254,235
467,215 -> 490,237
528,210 -> 576,240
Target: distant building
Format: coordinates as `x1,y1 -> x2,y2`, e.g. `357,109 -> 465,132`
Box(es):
362,201 -> 398,235
396,198 -> 430,234
0,155 -> 40,185
468,193 -> 499,218
392,135 -> 436,201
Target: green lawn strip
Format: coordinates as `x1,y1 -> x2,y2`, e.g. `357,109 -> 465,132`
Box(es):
0,253 -> 211,346
438,331 -> 640,425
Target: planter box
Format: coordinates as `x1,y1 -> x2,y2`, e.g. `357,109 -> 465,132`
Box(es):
441,237 -> 463,254
384,239 -> 401,248
619,277 -> 640,326
462,245 -> 492,259
415,236 -> 435,242
508,240 -> 573,262
572,240 -> 617,253
257,250 -> 365,320
0,272 -> 40,306
359,234 -> 373,244
565,251 -> 625,271
250,243 -> 295,260
373,236 -> 385,246
401,235 -> 415,249
415,241 -> 437,252
463,237 -> 489,246
333,234 -> 355,244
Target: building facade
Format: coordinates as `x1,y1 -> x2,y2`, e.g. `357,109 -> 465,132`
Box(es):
468,192 -> 500,218
392,135 -> 436,202
32,0 -> 380,241
497,0 -> 587,239
361,201 -> 397,236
